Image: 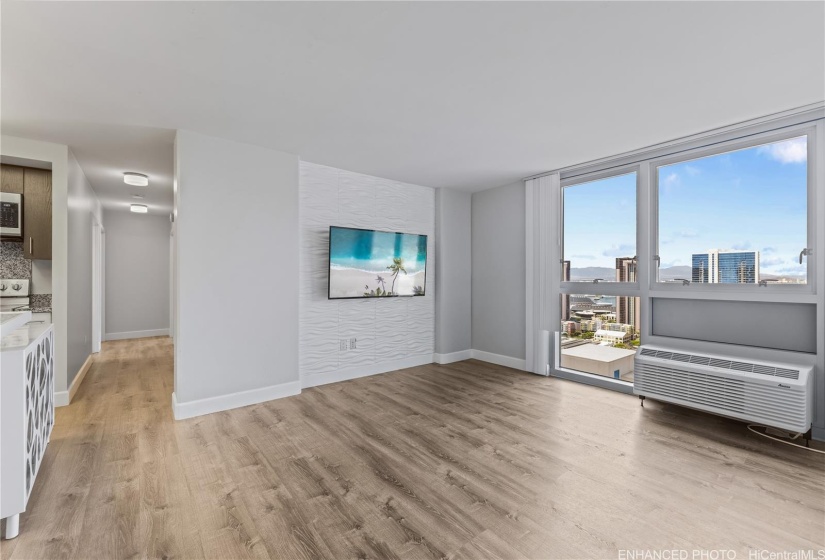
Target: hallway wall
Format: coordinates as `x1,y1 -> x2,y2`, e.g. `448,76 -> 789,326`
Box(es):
104,209 -> 171,339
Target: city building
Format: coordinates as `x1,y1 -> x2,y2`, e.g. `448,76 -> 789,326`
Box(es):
615,257 -> 641,332
594,329 -> 630,344
603,322 -> 634,335
560,343 -> 636,381
580,319 -> 603,332
561,320 -> 580,335
692,249 -> 761,284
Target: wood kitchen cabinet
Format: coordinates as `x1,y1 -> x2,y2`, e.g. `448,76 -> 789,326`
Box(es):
0,164 -> 24,195
22,168 -> 51,260
0,164 -> 51,260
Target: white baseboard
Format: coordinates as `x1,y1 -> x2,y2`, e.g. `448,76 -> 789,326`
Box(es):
55,353 -> 94,407
302,354 -> 434,389
172,380 -> 302,420
470,349 -> 527,371
105,328 -> 169,341
433,349 -> 473,364
54,391 -> 69,407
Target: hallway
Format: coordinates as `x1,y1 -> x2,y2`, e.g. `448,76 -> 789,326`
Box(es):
1,337 -> 823,559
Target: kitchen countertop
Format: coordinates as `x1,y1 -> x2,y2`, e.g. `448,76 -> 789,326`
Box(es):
0,311 -> 33,339
10,306 -> 52,313
1,321 -> 52,352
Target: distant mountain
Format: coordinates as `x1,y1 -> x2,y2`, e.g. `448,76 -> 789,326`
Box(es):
569,267 -> 614,281
657,266 -> 692,280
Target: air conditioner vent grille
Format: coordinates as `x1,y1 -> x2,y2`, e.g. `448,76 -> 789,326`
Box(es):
638,349 -> 799,380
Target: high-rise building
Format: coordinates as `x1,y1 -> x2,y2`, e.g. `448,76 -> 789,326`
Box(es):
691,250 -> 760,284
561,260 -> 571,321
615,257 -> 640,334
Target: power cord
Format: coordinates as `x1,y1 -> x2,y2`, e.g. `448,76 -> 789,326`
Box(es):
747,424 -> 825,455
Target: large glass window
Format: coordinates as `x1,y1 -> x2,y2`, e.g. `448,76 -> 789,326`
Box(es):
560,294 -> 641,383
562,172 -> 637,282
657,136 -> 808,285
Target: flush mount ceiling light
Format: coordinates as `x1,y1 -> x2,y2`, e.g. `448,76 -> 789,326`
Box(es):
123,172 -> 149,187
130,204 -> 148,214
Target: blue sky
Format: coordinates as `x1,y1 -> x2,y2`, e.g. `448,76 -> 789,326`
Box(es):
563,136 -> 808,277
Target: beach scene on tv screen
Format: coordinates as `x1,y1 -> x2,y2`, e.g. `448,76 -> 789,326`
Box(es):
329,227 -> 427,298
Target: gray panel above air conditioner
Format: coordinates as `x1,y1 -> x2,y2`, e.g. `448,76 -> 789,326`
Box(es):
651,298 -> 816,354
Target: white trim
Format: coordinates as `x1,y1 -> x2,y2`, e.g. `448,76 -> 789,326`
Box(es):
105,328 -> 169,341
172,380 -> 302,420
54,353 -> 93,407
433,350 -> 473,364
302,354 -> 434,389
471,349 -> 527,371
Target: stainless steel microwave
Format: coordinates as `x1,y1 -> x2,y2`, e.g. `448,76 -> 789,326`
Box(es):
0,193 -> 23,237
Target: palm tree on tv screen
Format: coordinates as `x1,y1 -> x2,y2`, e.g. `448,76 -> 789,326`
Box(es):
387,257 -> 407,294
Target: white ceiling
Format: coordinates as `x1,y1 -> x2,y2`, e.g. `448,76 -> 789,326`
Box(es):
2,2 -> 823,214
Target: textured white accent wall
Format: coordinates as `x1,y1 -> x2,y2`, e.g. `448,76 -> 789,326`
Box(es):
299,161 -> 435,386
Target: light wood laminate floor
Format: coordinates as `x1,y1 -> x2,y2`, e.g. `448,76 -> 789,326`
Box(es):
2,337 -> 823,559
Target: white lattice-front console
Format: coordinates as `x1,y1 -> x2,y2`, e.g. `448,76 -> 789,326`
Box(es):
1,323 -> 55,539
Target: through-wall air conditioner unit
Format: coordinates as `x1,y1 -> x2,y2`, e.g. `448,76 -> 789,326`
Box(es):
634,345 -> 813,434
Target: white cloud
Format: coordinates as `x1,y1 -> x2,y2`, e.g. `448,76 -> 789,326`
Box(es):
732,241 -> 751,250
602,244 -> 636,258
757,137 -> 807,164
571,254 -> 596,260
663,172 -> 680,187
684,165 -> 701,176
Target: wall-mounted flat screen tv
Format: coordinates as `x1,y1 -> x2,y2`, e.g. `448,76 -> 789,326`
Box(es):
328,226 -> 428,299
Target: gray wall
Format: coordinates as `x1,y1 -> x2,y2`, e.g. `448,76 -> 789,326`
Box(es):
471,181 -> 525,360
435,188 -> 472,355
174,130 -> 299,405
67,150 -> 102,386
104,209 -> 170,338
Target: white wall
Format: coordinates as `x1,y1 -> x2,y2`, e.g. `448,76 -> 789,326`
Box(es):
434,188 -> 471,357
299,162 -> 435,387
67,150 -> 103,388
472,181 -> 525,361
173,130 -> 300,418
103,209 -> 170,339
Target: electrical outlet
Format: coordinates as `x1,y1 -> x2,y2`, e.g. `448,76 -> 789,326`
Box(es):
339,339 -> 348,351
349,338 -> 357,350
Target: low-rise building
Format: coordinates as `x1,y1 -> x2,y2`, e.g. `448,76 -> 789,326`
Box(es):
594,329 -> 630,344
560,343 -> 636,381
561,321 -> 581,334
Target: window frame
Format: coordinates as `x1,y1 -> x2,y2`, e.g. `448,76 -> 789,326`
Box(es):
560,164 -> 642,294
650,122 -> 817,296
548,116 -> 823,392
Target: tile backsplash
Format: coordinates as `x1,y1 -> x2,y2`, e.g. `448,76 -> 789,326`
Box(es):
0,241 -> 31,279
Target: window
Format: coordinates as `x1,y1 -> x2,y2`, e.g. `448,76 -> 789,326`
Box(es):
562,172 -> 637,283
657,135 -> 809,286
560,294 -> 641,383
544,116 -> 821,392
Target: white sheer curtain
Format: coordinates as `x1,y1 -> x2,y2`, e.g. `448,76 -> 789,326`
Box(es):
525,173 -> 559,374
